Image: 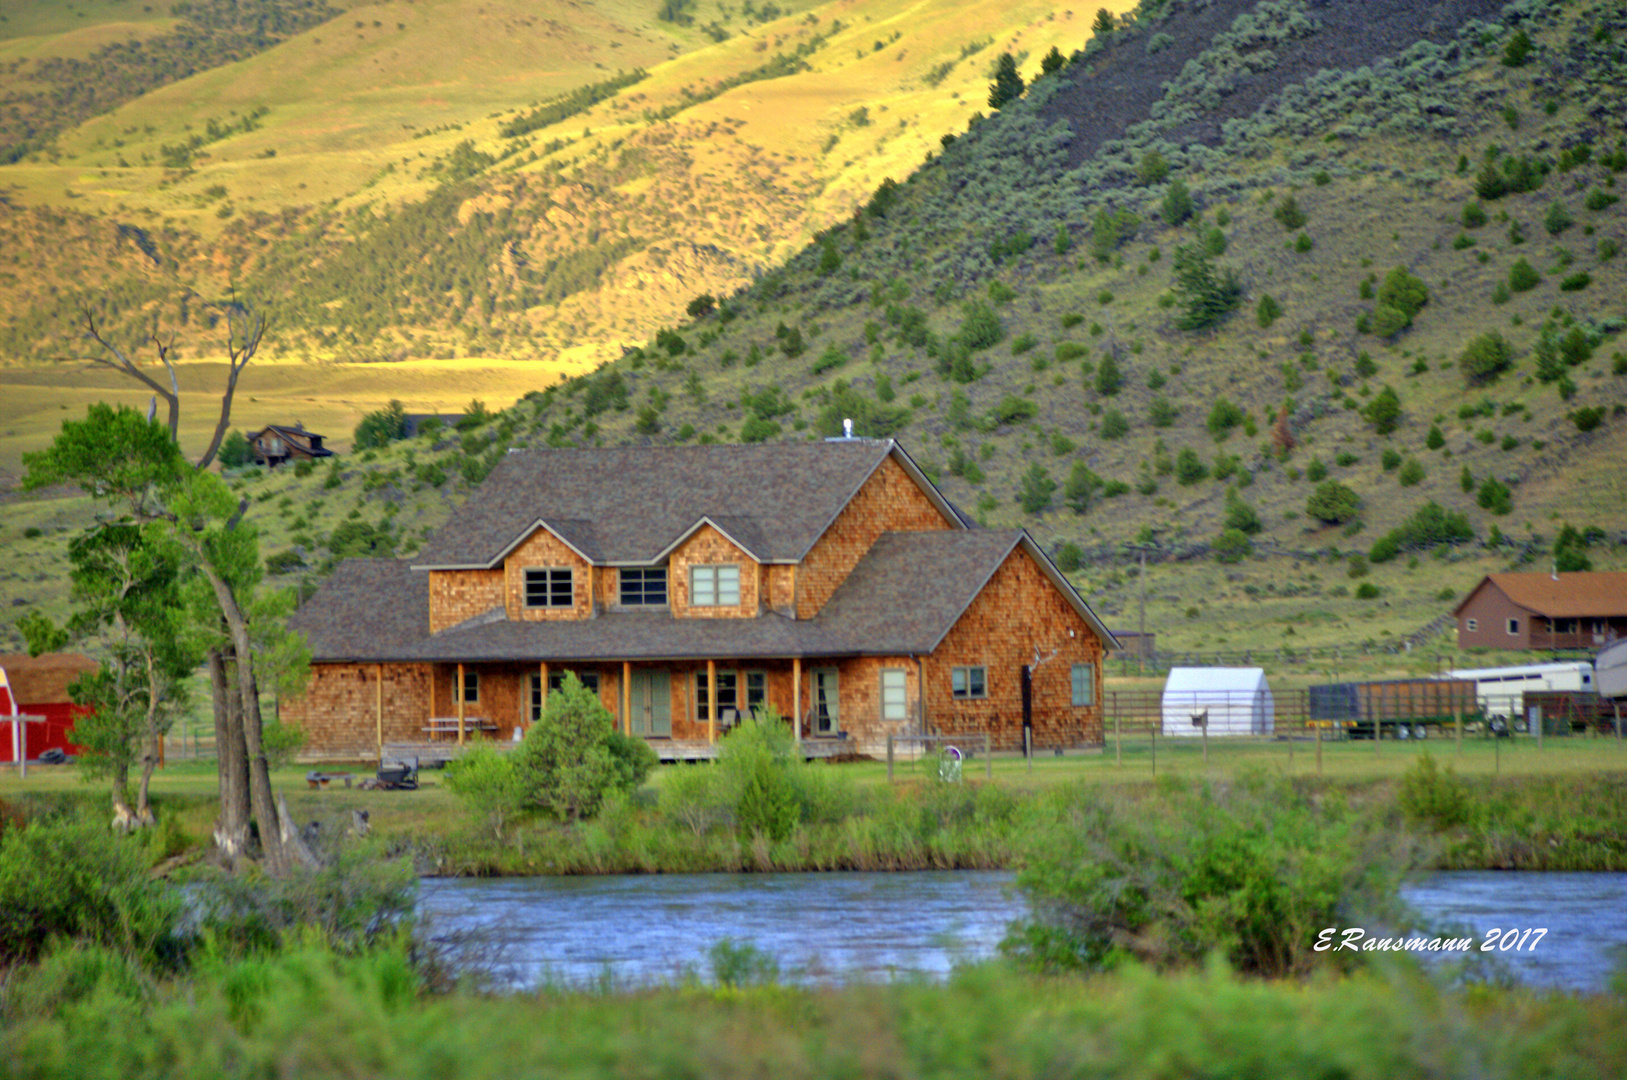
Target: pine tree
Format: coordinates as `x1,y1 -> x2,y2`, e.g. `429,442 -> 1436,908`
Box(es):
987,53 -> 1025,110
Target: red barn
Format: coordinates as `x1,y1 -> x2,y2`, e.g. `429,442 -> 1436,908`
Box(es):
0,653 -> 98,763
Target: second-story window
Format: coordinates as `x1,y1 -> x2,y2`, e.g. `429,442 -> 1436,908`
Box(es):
620,567 -> 668,607
690,564 -> 740,607
524,567 -> 574,608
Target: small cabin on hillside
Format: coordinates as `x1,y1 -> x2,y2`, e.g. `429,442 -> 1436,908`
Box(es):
1454,572 -> 1627,651
248,424 -> 335,469
284,439 -> 1119,762
0,652 -> 98,763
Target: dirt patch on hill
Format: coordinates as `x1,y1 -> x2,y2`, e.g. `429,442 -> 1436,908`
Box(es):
1042,0 -> 1509,168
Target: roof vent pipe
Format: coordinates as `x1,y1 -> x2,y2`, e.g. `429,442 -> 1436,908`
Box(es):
825,418 -> 861,443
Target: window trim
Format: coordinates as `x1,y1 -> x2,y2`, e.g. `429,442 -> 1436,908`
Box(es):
951,666 -> 987,700
619,567 -> 669,608
1071,663 -> 1095,708
1465,618 -> 1478,633
523,566 -> 575,609
690,563 -> 741,607
1506,618 -> 1520,636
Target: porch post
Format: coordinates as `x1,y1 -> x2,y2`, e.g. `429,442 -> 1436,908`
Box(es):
457,662 -> 466,745
707,658 -> 718,745
539,661 -> 549,722
375,663 -> 384,763
622,661 -> 632,736
793,657 -> 802,748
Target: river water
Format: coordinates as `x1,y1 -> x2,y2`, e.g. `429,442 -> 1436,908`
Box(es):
418,870 -> 1627,993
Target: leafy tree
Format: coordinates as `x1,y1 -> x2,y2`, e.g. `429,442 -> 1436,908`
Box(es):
1092,7 -> 1117,35
353,399 -> 408,450
1063,461 -> 1104,514
1306,480 -> 1360,524
1018,462 -> 1057,513
25,404 -> 313,872
1362,385 -> 1402,434
1090,207 -> 1141,261
1040,46 -> 1066,76
1213,528 -> 1252,564
1161,177 -> 1193,225
1171,245 -> 1241,331
1459,333 -> 1514,385
456,399 -> 493,431
987,52 -> 1025,110
218,430 -> 255,468
510,673 -> 653,821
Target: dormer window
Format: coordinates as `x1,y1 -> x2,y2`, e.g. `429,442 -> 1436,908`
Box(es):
620,567 -> 668,607
524,567 -> 574,608
690,564 -> 740,607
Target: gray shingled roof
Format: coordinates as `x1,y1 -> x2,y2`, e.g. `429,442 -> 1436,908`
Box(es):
296,529 -> 1118,664
412,441 -> 944,568
287,560 -> 429,662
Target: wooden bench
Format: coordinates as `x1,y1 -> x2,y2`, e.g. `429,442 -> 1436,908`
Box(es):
306,771 -> 355,789
422,717 -> 499,739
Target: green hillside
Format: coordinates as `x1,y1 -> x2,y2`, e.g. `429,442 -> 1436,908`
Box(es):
2,0 -> 1624,669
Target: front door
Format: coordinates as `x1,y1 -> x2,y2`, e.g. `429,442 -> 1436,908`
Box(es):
629,670 -> 672,737
812,668 -> 839,736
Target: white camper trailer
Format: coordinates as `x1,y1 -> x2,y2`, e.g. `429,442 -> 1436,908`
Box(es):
1446,661 -> 1595,725
1161,667 -> 1274,737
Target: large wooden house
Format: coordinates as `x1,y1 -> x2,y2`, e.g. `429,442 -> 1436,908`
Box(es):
283,440 -> 1117,761
1453,572 -> 1627,651
249,424 -> 335,468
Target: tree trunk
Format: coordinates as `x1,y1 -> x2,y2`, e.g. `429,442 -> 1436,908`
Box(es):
201,563 -> 316,875
210,646 -> 251,865
109,760 -> 140,832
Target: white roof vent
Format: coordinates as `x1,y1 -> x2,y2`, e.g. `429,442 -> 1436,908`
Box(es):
824,417 -> 862,443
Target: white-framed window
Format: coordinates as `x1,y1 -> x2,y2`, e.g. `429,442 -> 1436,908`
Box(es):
459,670 -> 480,704
1466,618 -> 1478,632
620,567 -> 668,607
881,668 -> 908,722
524,567 -> 574,608
951,666 -> 987,700
1071,663 -> 1095,707
1506,618 -> 1520,635
690,564 -> 740,606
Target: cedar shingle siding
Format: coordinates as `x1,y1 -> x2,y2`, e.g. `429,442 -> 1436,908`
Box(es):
283,441 -> 1117,760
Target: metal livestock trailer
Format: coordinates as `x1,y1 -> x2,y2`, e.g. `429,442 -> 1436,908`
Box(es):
1307,678 -> 1482,740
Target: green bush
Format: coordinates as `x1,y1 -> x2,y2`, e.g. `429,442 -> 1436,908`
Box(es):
1362,385 -> 1402,435
1543,202 -> 1574,235
959,300 -> 1005,351
1355,582 -> 1380,600
1306,480 -> 1359,524
1161,177 -> 1193,225
1396,754 -> 1472,831
1255,294 -> 1282,328
1461,202 -> 1487,228
1099,408 -> 1129,439
1459,332 -> 1515,385
1174,448 -> 1208,486
1477,477 -> 1513,514
1273,195 -> 1307,231
1397,458 -> 1425,487
1213,527 -> 1252,564
1508,258 -> 1541,292
1370,501 -> 1473,562
1005,774 -> 1397,976
0,819 -> 184,969
1205,398 -> 1244,440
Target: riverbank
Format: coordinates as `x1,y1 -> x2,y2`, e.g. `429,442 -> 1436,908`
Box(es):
5,745 -> 1627,876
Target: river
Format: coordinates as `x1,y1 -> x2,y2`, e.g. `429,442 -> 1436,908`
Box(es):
418,870 -> 1627,993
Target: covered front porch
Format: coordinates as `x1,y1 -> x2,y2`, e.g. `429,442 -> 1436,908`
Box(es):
419,653 -> 880,755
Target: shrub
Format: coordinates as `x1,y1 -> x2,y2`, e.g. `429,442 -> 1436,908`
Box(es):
1018,462 -> 1057,513
1004,775 -> 1396,976
1503,29 -> 1532,66
353,400 -> 408,450
1056,542 -> 1083,572
1273,195 -> 1307,231
1461,202 -> 1487,228
1255,294 -> 1282,328
1369,267 -> 1428,336
1572,406 -> 1605,432
1205,398 -> 1244,440
1362,385 -> 1402,434
1477,477 -> 1513,514
1397,753 -> 1472,831
1355,582 -> 1381,600
1174,448 -> 1208,486
1425,424 -> 1445,449
1508,258 -> 1541,292
1171,245 -> 1241,332
1099,408 -> 1129,439
1459,332 -> 1515,385
1543,202 -> 1574,235
1559,272 -> 1591,292
0,819 -> 183,968
1213,528 -> 1252,564
1398,458 -> 1425,487
1382,447 -> 1402,471
1585,187 -> 1620,211
1161,177 -> 1193,225
959,300 -> 1005,350
1369,501 -> 1472,562
1148,395 -> 1177,427
1306,481 -> 1359,524
1094,354 -> 1124,396
509,674 -> 651,821
1305,458 -> 1327,482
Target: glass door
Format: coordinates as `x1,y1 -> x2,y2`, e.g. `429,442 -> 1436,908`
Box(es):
629,670 -> 672,737
812,668 -> 839,737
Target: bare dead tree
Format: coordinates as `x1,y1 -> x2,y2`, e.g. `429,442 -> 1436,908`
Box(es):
74,288 -> 267,471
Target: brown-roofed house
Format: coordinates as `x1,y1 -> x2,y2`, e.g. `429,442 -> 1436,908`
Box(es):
283,440 -> 1118,762
1453,572 -> 1627,650
248,424 -> 335,468
0,652 -> 98,763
